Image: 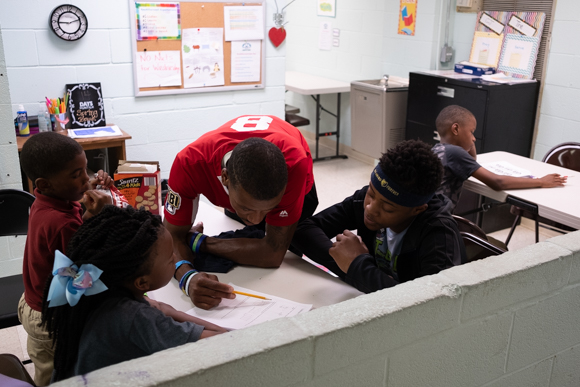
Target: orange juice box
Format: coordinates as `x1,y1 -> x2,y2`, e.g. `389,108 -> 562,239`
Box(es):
114,161 -> 161,215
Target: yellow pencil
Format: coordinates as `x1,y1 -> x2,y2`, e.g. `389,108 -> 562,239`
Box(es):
233,290 -> 270,300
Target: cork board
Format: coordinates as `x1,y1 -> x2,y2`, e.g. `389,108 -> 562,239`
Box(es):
129,0 -> 265,97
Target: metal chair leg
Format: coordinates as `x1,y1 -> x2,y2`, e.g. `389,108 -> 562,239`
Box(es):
535,219 -> 539,243
505,214 -> 521,246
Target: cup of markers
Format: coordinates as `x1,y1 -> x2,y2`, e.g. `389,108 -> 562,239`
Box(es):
46,95 -> 69,132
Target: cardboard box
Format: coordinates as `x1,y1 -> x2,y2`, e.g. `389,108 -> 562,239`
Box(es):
114,161 -> 162,215
454,61 -> 496,76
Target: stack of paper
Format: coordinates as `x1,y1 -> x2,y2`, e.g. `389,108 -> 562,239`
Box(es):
186,284 -> 312,330
481,73 -> 536,84
68,125 -> 123,139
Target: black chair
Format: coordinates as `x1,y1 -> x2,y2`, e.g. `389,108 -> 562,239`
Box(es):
0,354 -> 36,386
460,232 -> 507,263
285,113 -> 310,128
453,215 -> 508,252
0,189 -> 35,329
505,142 -> 580,246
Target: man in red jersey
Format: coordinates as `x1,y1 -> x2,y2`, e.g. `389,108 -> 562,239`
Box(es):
165,115 -> 317,309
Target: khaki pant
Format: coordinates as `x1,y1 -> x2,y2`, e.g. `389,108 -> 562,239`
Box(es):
17,294 -> 54,386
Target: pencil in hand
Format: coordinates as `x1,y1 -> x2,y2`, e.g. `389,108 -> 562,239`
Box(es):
233,290 -> 271,300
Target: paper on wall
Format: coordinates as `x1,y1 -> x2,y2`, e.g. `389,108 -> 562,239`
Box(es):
136,50 -> 182,88
319,21 -> 332,51
182,28 -> 225,88
231,41 -> 261,83
224,6 -> 264,41
136,3 -> 181,40
186,284 -> 312,330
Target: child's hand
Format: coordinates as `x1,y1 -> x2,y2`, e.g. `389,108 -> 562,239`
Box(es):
329,230 -> 369,273
89,170 -> 113,189
538,174 -> 567,188
144,296 -> 162,310
84,190 -> 113,217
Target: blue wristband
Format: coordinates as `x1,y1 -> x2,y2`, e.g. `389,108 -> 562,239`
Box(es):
179,269 -> 198,295
189,232 -> 208,254
174,260 -> 193,279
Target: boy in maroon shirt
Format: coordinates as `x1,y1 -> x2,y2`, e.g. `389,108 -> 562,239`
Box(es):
17,132 -> 112,386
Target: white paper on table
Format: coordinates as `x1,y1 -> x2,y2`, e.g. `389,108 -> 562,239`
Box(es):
481,161 -> 533,178
481,73 -> 536,84
186,284 -> 312,330
68,125 -> 123,139
319,21 -> 332,51
231,41 -> 261,83
136,3 -> 180,40
224,6 -> 264,41
136,50 -> 182,88
182,28 -> 225,88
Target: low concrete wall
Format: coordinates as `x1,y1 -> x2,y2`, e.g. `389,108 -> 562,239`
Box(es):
55,232 -> 580,387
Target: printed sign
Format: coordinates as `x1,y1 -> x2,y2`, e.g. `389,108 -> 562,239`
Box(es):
508,15 -> 537,37
66,83 -> 106,129
479,12 -> 505,35
136,2 -> 181,40
398,0 -> 417,36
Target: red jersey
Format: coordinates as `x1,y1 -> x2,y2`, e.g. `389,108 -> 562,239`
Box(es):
165,115 -> 313,228
23,190 -> 83,312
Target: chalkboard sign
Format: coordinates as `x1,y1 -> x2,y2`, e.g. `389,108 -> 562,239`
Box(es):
66,83 -> 106,128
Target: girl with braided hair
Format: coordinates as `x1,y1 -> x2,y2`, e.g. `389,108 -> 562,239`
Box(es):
41,206 -> 226,382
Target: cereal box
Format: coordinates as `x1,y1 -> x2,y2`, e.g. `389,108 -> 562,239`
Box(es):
114,161 -> 161,215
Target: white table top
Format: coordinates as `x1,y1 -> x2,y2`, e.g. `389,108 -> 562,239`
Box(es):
463,151 -> 580,229
285,71 -> 351,95
149,202 -> 363,310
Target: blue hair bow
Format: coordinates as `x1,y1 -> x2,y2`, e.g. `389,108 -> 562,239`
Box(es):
47,250 -> 108,308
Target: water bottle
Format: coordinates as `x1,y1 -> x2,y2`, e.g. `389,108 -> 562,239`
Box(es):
37,103 -> 50,132
17,105 -> 30,136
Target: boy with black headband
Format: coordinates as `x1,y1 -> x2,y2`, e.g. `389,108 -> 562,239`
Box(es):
293,140 -> 465,293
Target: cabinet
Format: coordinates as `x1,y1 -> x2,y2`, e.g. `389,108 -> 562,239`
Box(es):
405,72 -> 540,232
351,79 -> 408,159
405,72 -> 539,157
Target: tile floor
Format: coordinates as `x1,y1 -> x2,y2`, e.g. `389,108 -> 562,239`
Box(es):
0,141 -> 563,381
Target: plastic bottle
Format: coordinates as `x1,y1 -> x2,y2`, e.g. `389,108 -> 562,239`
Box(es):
17,105 -> 30,136
37,103 -> 50,132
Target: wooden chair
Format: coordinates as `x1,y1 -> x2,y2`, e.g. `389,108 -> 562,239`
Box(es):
0,189 -> 35,329
0,354 -> 36,386
505,142 -> 580,246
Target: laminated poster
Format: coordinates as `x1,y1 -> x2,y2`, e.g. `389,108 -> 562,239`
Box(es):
497,34 -> 539,79
398,0 -> 417,36
66,83 -> 106,129
182,28 -> 225,88
136,3 -> 181,40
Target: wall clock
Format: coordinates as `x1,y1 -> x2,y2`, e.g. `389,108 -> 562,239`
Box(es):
49,4 -> 88,41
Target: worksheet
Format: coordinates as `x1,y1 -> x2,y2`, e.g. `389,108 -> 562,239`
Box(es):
186,284 -> 312,330
481,161 -> 533,178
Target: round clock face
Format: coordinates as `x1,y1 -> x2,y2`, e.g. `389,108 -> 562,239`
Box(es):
49,4 -> 88,41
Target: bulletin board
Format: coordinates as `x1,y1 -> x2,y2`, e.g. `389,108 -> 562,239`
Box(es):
129,0 -> 266,97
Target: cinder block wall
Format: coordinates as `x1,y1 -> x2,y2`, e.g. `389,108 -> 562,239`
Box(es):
53,231 -> 580,387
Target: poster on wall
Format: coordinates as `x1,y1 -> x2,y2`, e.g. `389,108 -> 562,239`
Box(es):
136,50 -> 182,88
182,28 -> 225,88
224,6 -> 264,41
135,3 -> 181,40
317,0 -> 336,17
66,83 -> 106,129
231,41 -> 261,83
398,0 -> 417,36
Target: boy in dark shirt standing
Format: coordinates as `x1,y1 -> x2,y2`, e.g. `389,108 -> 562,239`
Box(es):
432,105 -> 566,208
293,140 -> 465,294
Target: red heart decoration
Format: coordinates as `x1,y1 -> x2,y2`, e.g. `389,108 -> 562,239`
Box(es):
269,27 -> 286,48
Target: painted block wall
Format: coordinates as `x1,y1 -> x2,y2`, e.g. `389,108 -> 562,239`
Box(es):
0,0 -> 286,278
284,0 -> 447,149
533,0 -> 580,159
0,25 -> 26,278
53,231 -> 580,387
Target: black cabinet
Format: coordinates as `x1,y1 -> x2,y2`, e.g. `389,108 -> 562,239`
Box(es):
405,72 -> 539,157
405,72 -> 540,233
